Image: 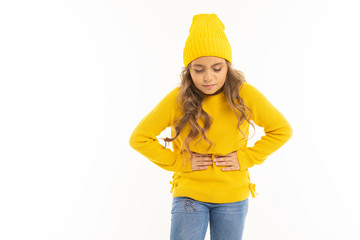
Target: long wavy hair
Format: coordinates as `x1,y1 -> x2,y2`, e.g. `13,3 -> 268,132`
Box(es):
163,60 -> 255,159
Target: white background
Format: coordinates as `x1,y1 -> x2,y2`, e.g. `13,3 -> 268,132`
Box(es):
1,0 -> 359,239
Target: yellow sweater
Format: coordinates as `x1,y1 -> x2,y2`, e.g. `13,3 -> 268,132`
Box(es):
129,82 -> 293,203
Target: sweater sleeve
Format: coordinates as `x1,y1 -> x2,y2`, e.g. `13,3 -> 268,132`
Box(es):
236,82 -> 293,170
128,88 -> 192,172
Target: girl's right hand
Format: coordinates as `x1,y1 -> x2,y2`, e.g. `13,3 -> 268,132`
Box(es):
190,152 -> 213,171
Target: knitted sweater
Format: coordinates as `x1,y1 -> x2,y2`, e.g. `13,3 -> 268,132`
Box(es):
129,82 -> 293,203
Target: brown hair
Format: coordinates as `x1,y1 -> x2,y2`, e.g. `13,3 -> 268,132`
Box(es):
163,60 -> 255,159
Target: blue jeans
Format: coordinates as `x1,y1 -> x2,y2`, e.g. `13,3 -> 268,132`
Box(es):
170,197 -> 249,240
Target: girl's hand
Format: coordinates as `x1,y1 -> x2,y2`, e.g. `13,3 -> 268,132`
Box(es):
190,152 -> 213,171
214,151 -> 240,171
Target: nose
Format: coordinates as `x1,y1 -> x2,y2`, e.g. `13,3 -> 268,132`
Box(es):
204,70 -> 212,82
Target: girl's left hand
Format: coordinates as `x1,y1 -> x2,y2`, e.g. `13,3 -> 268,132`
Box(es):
214,151 -> 240,171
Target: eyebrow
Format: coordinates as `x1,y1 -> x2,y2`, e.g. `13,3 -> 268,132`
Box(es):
192,62 -> 224,68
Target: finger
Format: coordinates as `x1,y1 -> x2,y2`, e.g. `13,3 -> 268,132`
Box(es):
198,159 -> 214,164
214,157 -> 237,163
192,158 -> 213,166
215,161 -> 239,168
192,153 -> 204,158
194,157 -> 213,162
214,158 -> 229,163
221,166 -> 240,171
214,156 -> 232,161
214,159 -> 234,166
214,161 -> 229,166
192,152 -> 211,157
193,166 -> 209,171
196,161 -> 213,166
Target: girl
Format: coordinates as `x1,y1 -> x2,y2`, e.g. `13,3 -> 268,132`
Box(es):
129,13 -> 293,240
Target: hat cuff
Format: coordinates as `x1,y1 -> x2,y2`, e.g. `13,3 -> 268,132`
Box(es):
183,37 -> 232,67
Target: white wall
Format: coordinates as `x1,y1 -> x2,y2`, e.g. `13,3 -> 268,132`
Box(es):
1,0 -> 359,239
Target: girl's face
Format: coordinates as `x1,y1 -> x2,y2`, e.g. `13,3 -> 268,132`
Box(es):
189,56 -> 228,95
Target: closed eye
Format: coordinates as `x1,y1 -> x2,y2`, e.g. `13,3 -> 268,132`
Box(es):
194,68 -> 222,73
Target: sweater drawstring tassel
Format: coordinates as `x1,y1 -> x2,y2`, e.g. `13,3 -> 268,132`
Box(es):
249,183 -> 258,198
169,180 -> 177,193
170,174 -> 180,193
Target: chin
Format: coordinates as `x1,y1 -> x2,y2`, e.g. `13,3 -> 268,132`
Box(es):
204,88 -> 220,95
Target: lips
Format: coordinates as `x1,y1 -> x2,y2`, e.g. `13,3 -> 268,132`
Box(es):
204,84 -> 215,89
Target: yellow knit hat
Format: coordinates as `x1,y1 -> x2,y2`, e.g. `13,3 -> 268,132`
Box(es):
183,13 -> 232,67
